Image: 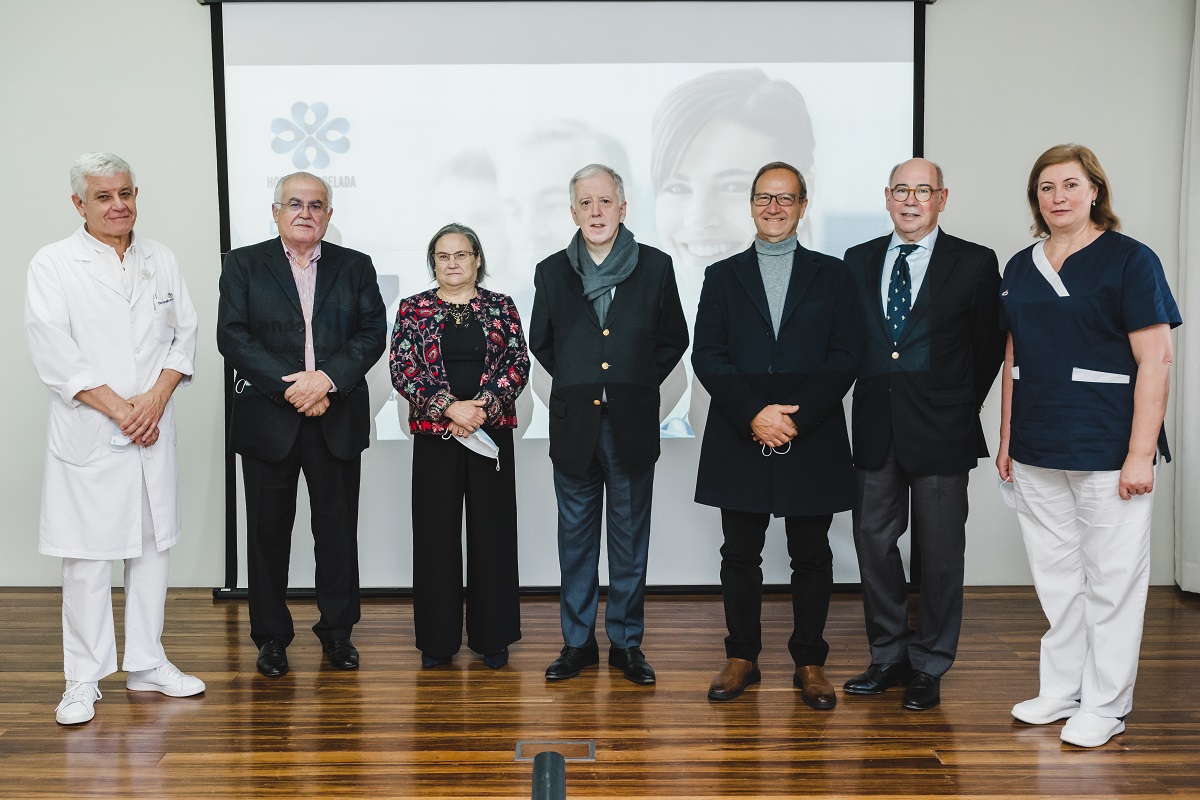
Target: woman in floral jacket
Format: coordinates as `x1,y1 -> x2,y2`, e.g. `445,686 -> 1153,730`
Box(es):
390,223 -> 529,669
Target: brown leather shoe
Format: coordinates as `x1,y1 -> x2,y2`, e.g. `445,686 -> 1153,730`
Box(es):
707,658 -> 761,701
793,665 -> 837,710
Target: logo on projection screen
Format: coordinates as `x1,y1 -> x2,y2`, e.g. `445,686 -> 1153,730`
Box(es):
270,101 -> 350,169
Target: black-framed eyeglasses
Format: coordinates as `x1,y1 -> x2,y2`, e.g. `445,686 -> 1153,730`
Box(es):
274,201 -> 330,215
433,251 -> 477,265
889,185 -> 942,202
751,193 -> 802,207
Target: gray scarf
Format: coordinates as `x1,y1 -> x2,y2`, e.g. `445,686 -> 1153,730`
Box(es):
566,223 -> 639,325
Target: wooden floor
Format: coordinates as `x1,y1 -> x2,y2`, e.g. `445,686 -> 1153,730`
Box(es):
2,587 -> 1199,799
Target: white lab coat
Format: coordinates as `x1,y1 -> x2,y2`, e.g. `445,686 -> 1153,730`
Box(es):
25,226 -> 198,559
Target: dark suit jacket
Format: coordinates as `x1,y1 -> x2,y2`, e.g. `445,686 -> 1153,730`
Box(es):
217,238 -> 388,463
529,244 -> 688,476
693,243 -> 864,517
845,229 -> 1004,476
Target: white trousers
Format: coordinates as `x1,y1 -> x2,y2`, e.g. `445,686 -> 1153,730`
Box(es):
61,478 -> 170,682
1011,460 -> 1153,718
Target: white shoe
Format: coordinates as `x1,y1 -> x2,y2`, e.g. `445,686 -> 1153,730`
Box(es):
126,662 -> 206,697
1060,710 -> 1125,747
56,681 -> 101,725
1012,695 -> 1080,725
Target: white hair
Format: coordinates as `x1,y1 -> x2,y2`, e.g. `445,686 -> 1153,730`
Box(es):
569,163 -> 625,206
70,152 -> 136,198
274,171 -> 334,206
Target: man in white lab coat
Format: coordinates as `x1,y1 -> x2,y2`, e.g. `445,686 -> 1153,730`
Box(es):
25,153 -> 204,725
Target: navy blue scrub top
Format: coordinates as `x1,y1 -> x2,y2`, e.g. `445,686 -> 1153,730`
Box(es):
999,231 -> 1181,471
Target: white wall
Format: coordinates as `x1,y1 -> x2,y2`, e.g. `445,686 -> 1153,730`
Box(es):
0,0 -> 1193,586
2,0 -> 224,586
926,0 -> 1195,583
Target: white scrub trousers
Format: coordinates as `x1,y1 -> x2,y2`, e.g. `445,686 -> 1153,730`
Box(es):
1011,460 -> 1154,718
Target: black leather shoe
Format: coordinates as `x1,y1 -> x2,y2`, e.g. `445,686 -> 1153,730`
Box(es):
323,639 -> 360,670
256,641 -> 289,677
609,646 -> 656,685
902,671 -> 940,710
843,662 -> 912,695
545,644 -> 599,680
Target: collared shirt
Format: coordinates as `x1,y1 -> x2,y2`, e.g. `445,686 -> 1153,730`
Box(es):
282,241 -> 336,391
879,227 -> 939,319
82,226 -> 140,299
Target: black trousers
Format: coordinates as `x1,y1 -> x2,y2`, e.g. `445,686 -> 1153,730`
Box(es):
242,417 -> 362,648
719,509 -> 834,666
411,429 -> 521,658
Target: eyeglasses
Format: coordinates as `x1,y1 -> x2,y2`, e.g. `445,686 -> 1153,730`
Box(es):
275,201 -> 330,215
751,193 -> 802,207
433,250 -> 477,265
889,185 -> 942,202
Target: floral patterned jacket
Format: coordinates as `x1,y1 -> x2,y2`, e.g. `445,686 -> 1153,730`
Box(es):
389,287 -> 529,434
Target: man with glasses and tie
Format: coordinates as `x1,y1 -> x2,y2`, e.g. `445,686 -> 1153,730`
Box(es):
218,171 -> 386,677
694,161 -> 863,708
841,158 -> 1004,710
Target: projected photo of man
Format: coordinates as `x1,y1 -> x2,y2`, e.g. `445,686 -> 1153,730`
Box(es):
652,69 -> 816,437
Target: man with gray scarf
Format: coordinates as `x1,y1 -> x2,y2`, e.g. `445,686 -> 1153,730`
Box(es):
530,164 -> 688,685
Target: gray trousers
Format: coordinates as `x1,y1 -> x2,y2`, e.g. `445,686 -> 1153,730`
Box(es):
552,416 -> 654,651
852,444 -> 968,677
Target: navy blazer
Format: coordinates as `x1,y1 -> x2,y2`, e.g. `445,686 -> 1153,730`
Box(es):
845,229 -> 1004,476
693,242 -> 864,517
217,237 -> 388,463
530,244 -> 688,476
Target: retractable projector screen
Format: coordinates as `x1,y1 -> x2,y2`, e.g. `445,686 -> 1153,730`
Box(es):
217,1 -> 917,590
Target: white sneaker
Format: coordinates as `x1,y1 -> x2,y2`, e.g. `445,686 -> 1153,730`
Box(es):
126,662 -> 206,697
1012,695 -> 1080,725
1060,710 -> 1125,747
56,681 -> 101,725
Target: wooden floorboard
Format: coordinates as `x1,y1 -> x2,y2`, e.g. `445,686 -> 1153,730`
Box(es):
1,587 -> 1199,798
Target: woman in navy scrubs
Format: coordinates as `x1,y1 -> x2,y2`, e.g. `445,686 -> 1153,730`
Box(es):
997,144 -> 1181,747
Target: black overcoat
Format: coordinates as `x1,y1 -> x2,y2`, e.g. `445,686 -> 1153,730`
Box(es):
692,243 -> 863,517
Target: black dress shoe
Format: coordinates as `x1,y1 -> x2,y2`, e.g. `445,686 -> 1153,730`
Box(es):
902,671 -> 940,710
843,662 -> 912,695
323,639 -> 360,670
609,646 -> 656,685
545,644 -> 599,680
256,641 -> 289,677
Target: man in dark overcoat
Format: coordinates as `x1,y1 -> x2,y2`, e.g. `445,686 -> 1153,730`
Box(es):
693,161 -> 863,708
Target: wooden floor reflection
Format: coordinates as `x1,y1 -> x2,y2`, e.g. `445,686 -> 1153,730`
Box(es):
1,587 -> 1199,799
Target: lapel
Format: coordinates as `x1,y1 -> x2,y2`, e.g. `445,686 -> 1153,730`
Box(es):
560,253 -> 601,329
778,244 -> 819,330
905,229 -> 955,335
129,239 -> 154,305
864,237 -> 892,342
730,245 -> 771,329
265,238 -> 304,315
313,242 -> 339,316
72,229 -> 129,300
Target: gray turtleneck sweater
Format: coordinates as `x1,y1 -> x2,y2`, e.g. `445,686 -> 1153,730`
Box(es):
754,235 -> 796,336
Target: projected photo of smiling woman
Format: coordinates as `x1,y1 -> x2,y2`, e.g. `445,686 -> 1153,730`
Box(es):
652,69 -> 816,437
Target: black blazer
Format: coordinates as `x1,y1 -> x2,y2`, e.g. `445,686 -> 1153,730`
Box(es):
529,244 -> 688,476
693,243 -> 864,517
217,238 -> 388,462
844,229 -> 1004,476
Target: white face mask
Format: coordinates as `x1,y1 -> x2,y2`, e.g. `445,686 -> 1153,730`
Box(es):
997,474 -> 1016,509
444,429 -> 501,470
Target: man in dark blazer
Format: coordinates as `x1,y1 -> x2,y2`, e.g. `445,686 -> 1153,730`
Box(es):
530,164 -> 688,685
842,158 -> 1003,710
217,172 -> 387,677
694,162 -> 863,709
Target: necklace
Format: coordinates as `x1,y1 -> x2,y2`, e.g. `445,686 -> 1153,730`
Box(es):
441,297 -> 473,327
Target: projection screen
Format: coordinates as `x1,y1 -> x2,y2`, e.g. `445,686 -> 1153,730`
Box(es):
218,1 -> 917,589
